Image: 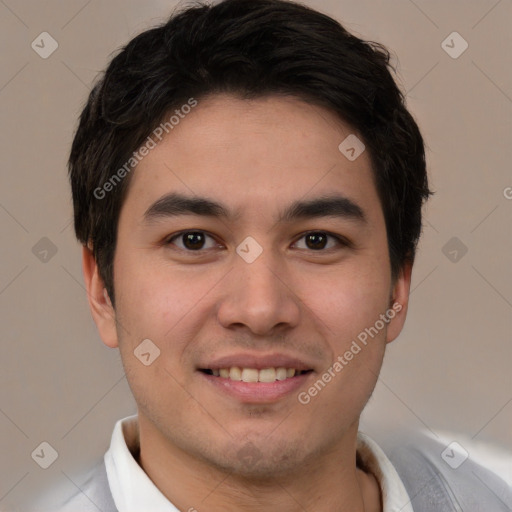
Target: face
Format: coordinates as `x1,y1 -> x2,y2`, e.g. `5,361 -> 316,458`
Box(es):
85,94 -> 411,478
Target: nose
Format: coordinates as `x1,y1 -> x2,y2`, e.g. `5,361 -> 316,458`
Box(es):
216,249 -> 301,336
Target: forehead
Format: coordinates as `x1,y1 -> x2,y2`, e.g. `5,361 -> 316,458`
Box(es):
121,94 -> 381,222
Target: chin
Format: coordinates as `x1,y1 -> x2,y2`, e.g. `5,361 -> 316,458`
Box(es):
205,438 -> 309,481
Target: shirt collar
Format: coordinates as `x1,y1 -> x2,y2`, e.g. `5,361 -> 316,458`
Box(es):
105,415 -> 178,512
357,431 -> 414,512
105,415 -> 414,512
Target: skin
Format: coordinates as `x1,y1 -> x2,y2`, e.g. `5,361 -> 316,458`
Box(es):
83,94 -> 412,512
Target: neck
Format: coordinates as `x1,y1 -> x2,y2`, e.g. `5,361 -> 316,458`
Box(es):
134,415 -> 382,512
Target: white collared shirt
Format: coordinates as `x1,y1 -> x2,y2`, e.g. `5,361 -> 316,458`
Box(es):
104,415 -> 414,512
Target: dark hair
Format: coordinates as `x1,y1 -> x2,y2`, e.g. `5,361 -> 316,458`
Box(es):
69,0 -> 432,304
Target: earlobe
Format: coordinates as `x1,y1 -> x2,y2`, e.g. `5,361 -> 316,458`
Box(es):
81,246 -> 119,348
385,261 -> 413,344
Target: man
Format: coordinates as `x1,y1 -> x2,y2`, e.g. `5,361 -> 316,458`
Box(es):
58,0 -> 511,510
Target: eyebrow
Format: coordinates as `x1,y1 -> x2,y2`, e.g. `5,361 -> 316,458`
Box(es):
143,192 -> 366,224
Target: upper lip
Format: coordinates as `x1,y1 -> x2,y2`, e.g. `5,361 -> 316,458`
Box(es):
198,353 -> 315,372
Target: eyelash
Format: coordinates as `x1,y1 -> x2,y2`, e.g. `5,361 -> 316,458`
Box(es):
164,230 -> 350,253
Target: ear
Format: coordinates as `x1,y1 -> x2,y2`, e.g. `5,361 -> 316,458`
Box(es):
82,245 -> 119,348
385,261 -> 413,344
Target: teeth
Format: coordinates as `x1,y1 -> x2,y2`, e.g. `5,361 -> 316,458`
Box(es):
241,368 -> 259,382
258,368 -> 276,383
229,367 -> 242,381
210,367 -> 305,382
276,367 -> 287,380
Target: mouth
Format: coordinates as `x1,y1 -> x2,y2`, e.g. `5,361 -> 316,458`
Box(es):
196,353 -> 317,403
199,367 -> 313,382
197,365 -> 314,403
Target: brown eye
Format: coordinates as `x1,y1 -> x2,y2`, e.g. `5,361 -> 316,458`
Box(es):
305,232 -> 328,250
294,231 -> 345,251
167,231 -> 218,251
182,232 -> 205,250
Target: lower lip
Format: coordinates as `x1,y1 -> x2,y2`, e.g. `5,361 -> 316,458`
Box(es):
198,371 -> 313,403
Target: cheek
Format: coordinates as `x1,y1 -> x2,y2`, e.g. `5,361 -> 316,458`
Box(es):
112,258 -> 206,409
301,261 -> 391,408
307,264 -> 391,340
113,254 -> 219,346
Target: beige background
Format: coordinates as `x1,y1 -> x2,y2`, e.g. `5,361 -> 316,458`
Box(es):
0,0 -> 511,509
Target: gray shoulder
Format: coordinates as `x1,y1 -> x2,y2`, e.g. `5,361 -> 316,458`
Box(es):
52,460 -> 118,512
381,431 -> 512,512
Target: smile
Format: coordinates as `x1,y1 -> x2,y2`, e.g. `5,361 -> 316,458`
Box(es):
198,367 -> 314,403
200,367 -> 313,382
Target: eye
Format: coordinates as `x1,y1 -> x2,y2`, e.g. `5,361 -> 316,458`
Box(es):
293,231 -> 347,251
166,231 -> 219,251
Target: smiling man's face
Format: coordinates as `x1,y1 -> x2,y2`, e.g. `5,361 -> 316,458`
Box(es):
85,94 -> 411,480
